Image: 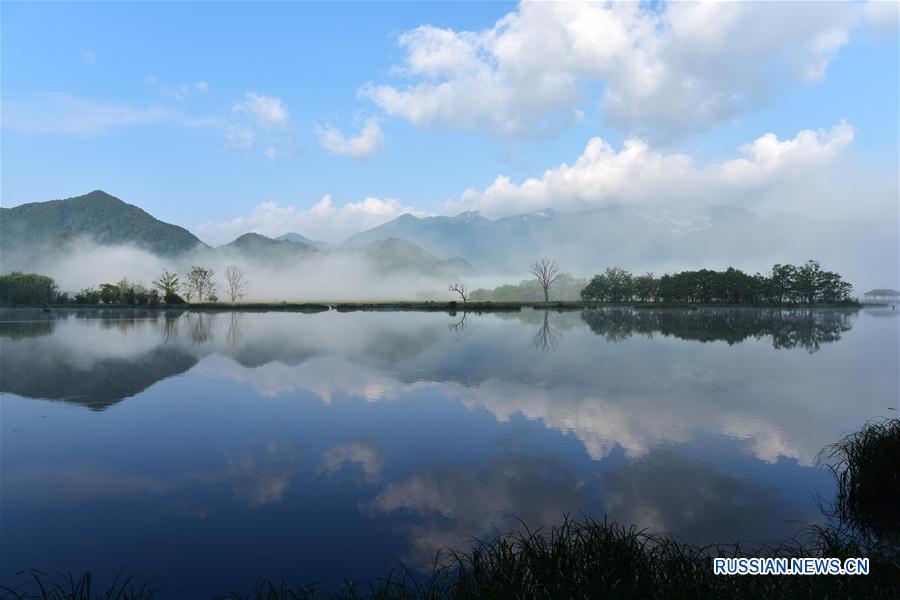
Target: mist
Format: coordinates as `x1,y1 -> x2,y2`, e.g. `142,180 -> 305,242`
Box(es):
17,238 -> 468,302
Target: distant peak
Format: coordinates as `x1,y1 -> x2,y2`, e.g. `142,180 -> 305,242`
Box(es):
454,210 -> 483,221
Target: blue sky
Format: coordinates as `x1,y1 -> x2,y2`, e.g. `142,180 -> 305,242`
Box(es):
1,1 -> 897,244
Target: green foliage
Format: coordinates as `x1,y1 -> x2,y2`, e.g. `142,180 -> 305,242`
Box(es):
581,261 -> 853,305
74,288 -> 101,304
0,272 -> 58,305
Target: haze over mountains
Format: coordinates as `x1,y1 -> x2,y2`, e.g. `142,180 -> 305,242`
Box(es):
0,190 -> 895,298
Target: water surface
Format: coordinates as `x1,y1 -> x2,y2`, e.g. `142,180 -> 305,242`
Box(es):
1,307 -> 897,596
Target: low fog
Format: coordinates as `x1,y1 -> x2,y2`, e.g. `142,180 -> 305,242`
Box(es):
19,238 -> 467,302
5,199 -> 898,301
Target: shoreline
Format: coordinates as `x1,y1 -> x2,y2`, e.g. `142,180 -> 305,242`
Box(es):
0,300 -> 868,313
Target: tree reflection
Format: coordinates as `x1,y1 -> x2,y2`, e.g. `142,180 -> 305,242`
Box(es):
186,312 -> 213,345
448,312 -> 468,332
532,311 -> 562,352
227,312 -> 242,346
580,308 -> 856,352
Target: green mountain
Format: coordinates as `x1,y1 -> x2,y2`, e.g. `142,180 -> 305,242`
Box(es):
1,190 -> 206,266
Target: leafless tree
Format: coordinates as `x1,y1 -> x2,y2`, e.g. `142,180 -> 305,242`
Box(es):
529,258 -> 562,302
224,265 -> 249,303
448,282 -> 468,304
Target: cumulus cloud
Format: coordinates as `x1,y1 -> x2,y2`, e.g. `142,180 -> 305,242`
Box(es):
446,122 -> 856,217
362,1 -> 862,138
317,118 -> 384,159
862,0 -> 900,38
195,194 -> 428,244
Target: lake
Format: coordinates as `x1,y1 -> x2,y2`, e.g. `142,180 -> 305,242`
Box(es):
1,307 -> 897,597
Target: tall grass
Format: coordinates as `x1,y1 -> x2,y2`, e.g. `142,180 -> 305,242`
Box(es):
820,417 -> 900,538
0,570 -> 158,600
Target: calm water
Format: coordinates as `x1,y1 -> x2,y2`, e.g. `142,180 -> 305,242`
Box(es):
1,307 -> 897,596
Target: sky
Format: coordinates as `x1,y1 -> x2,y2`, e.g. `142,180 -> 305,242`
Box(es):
1,1 -> 898,246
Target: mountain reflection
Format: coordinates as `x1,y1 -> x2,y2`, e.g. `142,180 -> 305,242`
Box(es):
2,307 -> 896,588
580,307 -> 856,351
0,307 -> 892,470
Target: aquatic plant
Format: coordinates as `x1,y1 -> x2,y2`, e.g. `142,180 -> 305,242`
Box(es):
821,418 -> 900,538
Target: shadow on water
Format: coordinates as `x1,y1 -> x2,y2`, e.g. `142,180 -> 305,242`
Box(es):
579,307 -> 857,352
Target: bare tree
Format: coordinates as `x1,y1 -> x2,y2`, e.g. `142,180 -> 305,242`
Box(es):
224,265 -> 249,303
185,266 -> 216,303
529,258 -> 562,302
448,282 -> 468,305
179,281 -> 194,303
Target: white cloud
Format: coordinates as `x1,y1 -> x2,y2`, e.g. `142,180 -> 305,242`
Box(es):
317,118 -> 384,159
225,92 -> 292,158
235,92 -> 290,129
195,194 -> 428,244
159,80 -> 210,102
363,1 -> 862,138
446,122 -> 856,217
1,94 -> 175,135
863,0 -> 899,38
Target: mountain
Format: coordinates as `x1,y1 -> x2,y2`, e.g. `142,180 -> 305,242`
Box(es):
275,232 -> 334,250
0,191 -> 473,284
339,204 -> 859,277
347,238 -> 474,278
344,211 -> 495,260
218,232 -> 319,264
0,190 -> 206,261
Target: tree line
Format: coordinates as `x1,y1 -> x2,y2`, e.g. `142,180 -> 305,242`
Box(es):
0,265 -> 250,306
580,261 -> 854,305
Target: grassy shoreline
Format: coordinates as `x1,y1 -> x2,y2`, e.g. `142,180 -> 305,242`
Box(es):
1,300 -> 866,314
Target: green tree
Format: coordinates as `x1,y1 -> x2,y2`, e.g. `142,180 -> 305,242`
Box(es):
0,272 -> 58,305
153,270 -> 184,304
185,266 -> 216,303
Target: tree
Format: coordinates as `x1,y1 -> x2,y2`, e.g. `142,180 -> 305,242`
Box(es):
448,282 -> 468,305
99,283 -> 120,304
224,265 -> 249,303
529,258 -> 562,302
153,270 -> 183,303
185,266 -> 216,303
0,272 -> 58,306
